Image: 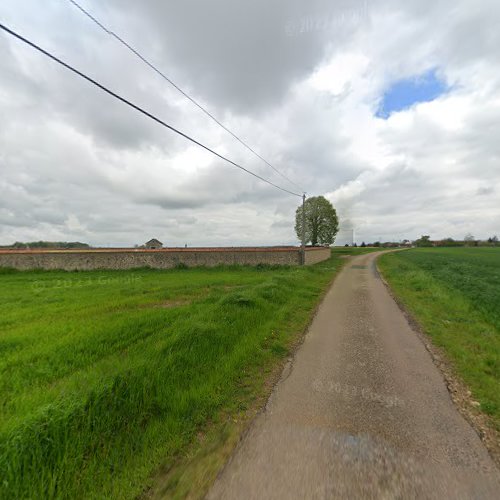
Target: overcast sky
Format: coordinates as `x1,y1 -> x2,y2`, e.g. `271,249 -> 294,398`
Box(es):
1,0 -> 499,246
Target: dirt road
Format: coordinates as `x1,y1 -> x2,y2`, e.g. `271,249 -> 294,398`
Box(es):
207,251 -> 500,499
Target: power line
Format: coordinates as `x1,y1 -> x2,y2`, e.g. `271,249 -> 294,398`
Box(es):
0,21 -> 302,198
65,0 -> 305,193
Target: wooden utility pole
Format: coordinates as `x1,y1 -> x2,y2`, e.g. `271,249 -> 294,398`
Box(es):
301,193 -> 306,265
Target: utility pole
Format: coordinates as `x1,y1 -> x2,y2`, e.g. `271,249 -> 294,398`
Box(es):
301,193 -> 306,265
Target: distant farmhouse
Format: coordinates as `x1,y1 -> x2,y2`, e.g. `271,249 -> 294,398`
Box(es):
145,238 -> 163,249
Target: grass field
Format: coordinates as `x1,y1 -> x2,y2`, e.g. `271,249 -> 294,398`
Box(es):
0,253 -> 343,499
378,248 -> 500,429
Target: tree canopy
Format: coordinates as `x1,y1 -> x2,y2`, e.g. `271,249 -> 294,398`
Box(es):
414,235 -> 432,247
295,196 -> 339,246
1,241 -> 90,249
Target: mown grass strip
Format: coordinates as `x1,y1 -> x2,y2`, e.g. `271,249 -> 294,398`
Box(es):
0,255 -> 342,499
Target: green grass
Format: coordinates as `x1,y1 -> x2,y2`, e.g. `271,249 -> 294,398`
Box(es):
330,246 -> 382,256
378,248 -> 500,427
0,254 -> 342,499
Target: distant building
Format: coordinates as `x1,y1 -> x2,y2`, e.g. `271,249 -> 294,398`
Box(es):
145,238 -> 163,249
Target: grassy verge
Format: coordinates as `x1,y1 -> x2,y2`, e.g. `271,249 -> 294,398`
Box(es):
330,246 -> 382,256
378,248 -> 500,430
0,253 -> 342,499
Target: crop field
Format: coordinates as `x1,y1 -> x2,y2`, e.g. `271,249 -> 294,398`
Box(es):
378,248 -> 500,428
0,254 -> 343,499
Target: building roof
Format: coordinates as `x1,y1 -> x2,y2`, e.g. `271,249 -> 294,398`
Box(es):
146,238 -> 163,245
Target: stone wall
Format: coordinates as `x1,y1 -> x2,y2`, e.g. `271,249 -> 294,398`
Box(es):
0,247 -> 331,271
304,247 -> 332,265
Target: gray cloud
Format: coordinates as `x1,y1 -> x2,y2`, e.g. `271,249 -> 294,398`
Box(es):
105,0 -> 370,115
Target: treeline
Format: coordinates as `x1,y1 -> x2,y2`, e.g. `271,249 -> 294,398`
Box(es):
413,235 -> 499,247
0,241 -> 91,249
347,235 -> 499,248
346,242 -> 406,248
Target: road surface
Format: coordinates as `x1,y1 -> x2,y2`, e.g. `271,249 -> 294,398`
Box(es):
207,251 -> 500,499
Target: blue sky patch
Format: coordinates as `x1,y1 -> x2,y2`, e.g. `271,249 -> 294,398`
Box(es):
376,69 -> 448,119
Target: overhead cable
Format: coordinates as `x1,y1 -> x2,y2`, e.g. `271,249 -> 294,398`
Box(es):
66,0 -> 305,193
0,22 -> 302,198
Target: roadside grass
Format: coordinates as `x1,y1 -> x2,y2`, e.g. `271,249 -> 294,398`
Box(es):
331,246 -> 382,256
378,248 -> 500,429
0,253 -> 342,499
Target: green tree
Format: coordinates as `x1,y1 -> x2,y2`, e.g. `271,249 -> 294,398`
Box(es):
464,233 -> 475,246
414,235 -> 432,247
439,238 -> 462,247
295,196 -> 339,246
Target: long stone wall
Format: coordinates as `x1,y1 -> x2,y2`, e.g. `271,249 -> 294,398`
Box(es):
0,247 -> 331,271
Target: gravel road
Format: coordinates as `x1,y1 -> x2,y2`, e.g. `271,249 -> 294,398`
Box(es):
207,251 -> 500,499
